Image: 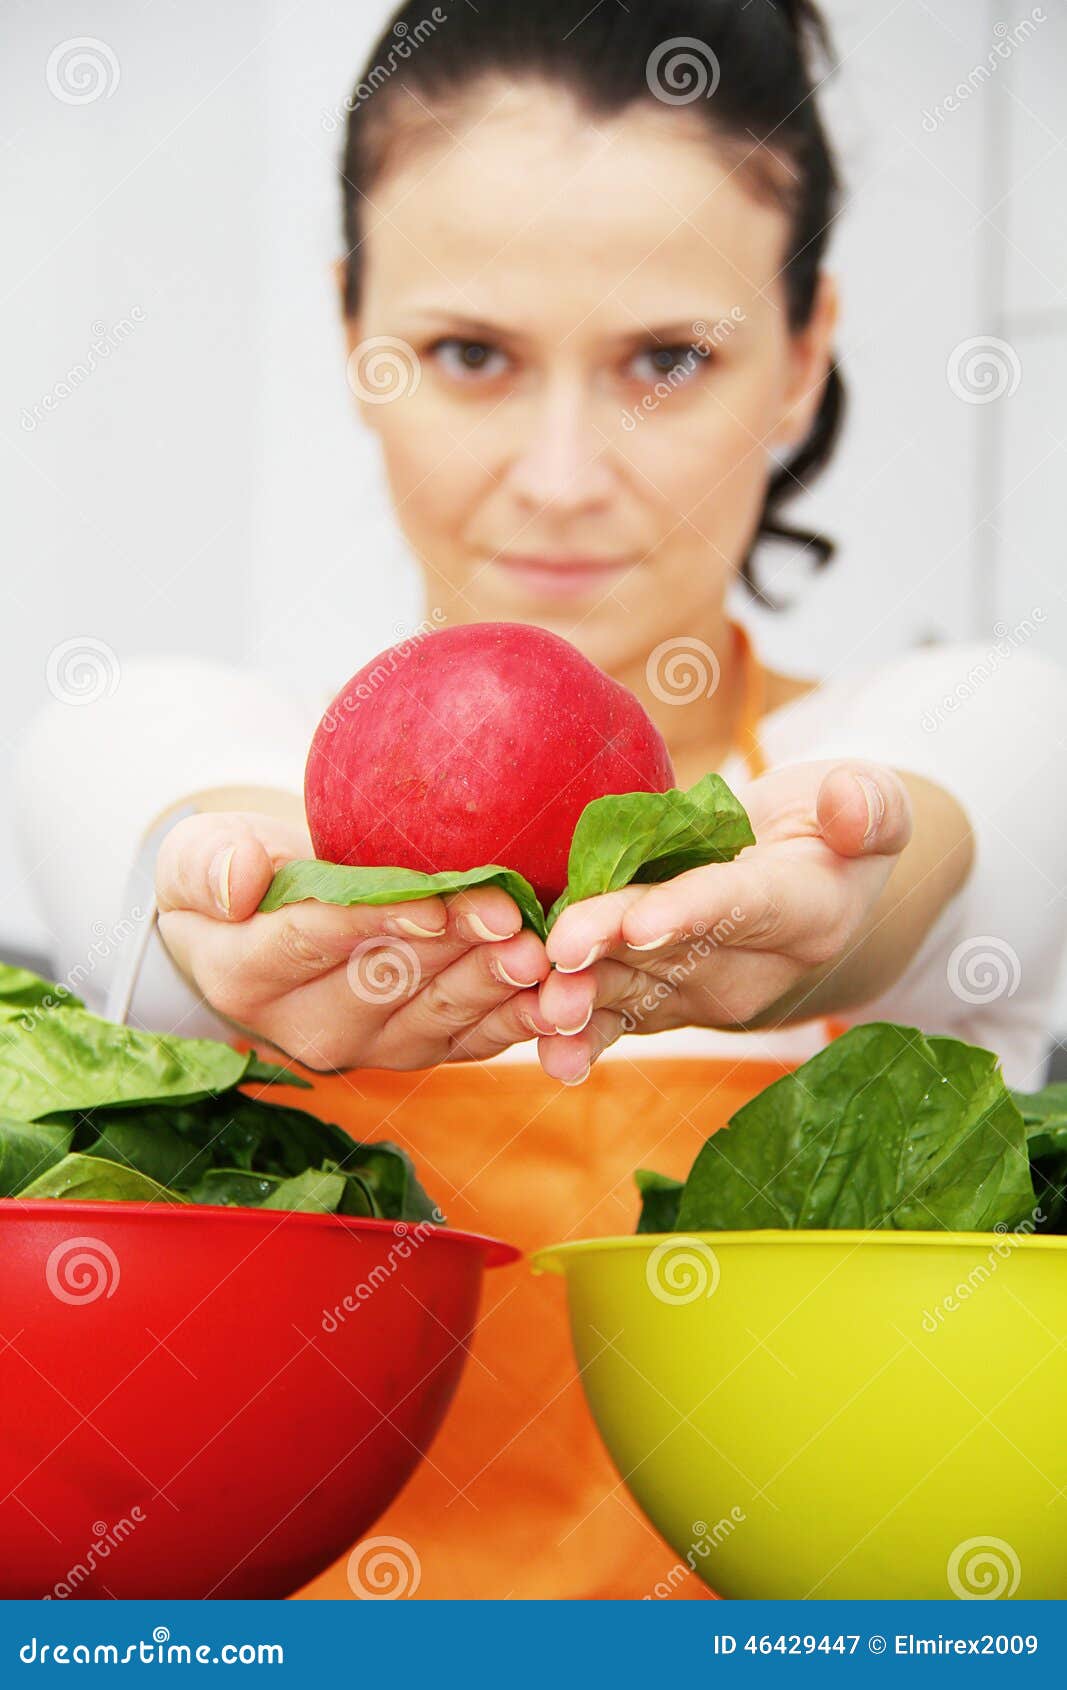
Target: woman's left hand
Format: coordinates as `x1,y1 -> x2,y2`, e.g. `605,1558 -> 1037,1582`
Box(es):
536,760 -> 914,1084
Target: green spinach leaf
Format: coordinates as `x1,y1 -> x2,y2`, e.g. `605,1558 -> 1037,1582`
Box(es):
19,1152 -> 189,1204
261,1166 -> 348,1213
669,1023 -> 1035,1234
258,860 -> 548,938
0,963 -> 82,1011
241,1053 -> 312,1090
0,1116 -> 74,1196
635,1169 -> 685,1234
548,773 -> 755,925
0,1009 -> 251,1121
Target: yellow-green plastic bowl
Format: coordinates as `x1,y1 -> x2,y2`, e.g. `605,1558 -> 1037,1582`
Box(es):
533,1230 -> 1067,1600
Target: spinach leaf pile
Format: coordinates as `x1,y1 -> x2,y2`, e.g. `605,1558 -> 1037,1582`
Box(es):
0,964 -> 441,1220
259,774 -> 755,938
637,1022 -> 1062,1237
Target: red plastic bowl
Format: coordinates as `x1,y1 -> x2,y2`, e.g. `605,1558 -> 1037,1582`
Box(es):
0,1199 -> 517,1599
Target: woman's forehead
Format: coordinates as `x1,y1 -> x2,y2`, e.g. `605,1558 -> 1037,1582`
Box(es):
358,80 -> 791,332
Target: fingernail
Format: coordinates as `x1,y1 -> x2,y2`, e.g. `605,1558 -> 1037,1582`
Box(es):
554,1003 -> 593,1037
493,962 -> 542,989
391,915 -> 447,938
560,1061 -> 591,1087
209,846 -> 235,917
856,775 -> 885,846
464,912 -> 517,942
628,931 -> 678,952
555,943 -> 605,975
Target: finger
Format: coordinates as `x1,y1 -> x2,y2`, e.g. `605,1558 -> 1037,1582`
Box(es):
377,930 -> 552,1057
544,887 -> 647,974
614,854 -> 827,956
156,812 -> 307,920
538,957 -> 646,1035
816,763 -> 913,859
160,891 -> 451,1008
444,885 -> 525,943
537,1009 -> 627,1086
448,988 -> 557,1062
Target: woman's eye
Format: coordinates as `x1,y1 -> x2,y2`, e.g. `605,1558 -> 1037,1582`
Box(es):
429,337 -> 510,381
627,343 -> 708,387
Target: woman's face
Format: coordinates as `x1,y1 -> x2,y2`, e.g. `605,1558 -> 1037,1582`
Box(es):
345,80 -> 834,673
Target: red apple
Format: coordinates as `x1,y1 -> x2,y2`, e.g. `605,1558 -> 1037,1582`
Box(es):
305,622 -> 674,908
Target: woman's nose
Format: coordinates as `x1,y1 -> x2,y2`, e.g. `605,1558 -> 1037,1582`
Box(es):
505,387 -> 616,514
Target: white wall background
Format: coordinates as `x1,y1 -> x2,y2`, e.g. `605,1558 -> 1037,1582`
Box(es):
2,0 -> 1064,988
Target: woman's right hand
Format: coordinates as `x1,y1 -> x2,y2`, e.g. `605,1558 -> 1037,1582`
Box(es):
155,811 -> 555,1072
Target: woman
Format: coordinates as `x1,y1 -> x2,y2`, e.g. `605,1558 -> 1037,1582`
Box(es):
17,0 -> 1067,1599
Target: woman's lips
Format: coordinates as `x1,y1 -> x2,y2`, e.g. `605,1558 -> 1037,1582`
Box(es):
490,554 -> 633,601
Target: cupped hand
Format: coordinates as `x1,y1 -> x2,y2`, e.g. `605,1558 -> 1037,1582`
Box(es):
534,761 -> 913,1084
155,811 -> 554,1072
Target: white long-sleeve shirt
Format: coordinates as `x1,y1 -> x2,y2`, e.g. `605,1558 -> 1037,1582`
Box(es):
13,640 -> 1067,1089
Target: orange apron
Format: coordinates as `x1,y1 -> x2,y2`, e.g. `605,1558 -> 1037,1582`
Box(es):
258,627 -> 827,1599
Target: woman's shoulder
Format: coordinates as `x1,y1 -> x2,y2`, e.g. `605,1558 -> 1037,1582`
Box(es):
759,635 -> 1066,757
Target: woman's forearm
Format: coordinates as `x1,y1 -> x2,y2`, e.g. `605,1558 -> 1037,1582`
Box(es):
758,770 -> 974,1027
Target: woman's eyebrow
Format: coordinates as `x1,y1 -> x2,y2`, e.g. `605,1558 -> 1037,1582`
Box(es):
616,314 -> 746,346
404,308 -> 522,342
